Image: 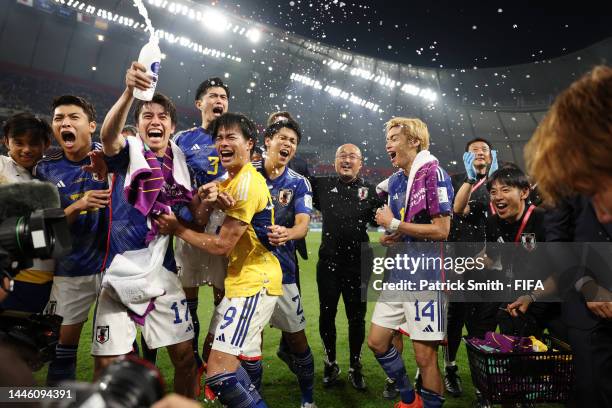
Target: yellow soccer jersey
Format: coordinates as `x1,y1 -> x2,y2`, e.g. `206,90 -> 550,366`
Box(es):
220,162 -> 282,298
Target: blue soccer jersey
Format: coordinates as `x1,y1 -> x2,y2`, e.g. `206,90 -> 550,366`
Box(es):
255,161 -> 313,284
173,127 -> 225,187
387,165 -> 454,243
386,163 -> 454,283
104,142 -> 177,272
33,143 -> 108,277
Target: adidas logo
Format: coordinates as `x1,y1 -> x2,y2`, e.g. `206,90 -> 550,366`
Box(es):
422,325 -> 434,333
216,333 -> 226,343
190,144 -> 201,150
331,187 -> 338,193
393,193 -> 399,200
56,180 -> 66,188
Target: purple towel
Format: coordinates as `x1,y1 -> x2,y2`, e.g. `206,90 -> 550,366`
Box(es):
128,300 -> 157,326
125,145 -> 193,243
406,160 -> 442,222
469,331 -> 533,353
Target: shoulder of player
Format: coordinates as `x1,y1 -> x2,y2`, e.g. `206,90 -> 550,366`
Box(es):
38,149 -> 64,165
423,162 -> 449,181
286,168 -> 312,190
172,127 -> 199,143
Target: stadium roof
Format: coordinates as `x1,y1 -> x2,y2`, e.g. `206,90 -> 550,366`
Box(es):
1,0 -> 611,172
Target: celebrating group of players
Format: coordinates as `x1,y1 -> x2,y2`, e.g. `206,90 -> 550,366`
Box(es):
1,59 -> 611,408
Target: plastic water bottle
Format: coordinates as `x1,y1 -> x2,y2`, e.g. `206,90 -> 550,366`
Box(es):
133,36 -> 161,101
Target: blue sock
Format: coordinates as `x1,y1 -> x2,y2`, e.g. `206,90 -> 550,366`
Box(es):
235,366 -> 264,404
375,346 -> 415,404
207,372 -> 256,408
186,298 -> 202,367
241,359 -> 263,391
421,388 -> 445,408
47,344 -> 78,384
293,347 -> 314,404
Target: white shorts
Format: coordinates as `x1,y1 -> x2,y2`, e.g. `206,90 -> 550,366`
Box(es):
44,274 -> 101,325
371,291 -> 447,341
91,271 -> 194,356
269,283 -> 306,333
211,289 -> 278,360
175,210 -> 227,289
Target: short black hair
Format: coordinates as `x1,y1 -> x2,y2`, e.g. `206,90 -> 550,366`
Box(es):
52,95 -> 96,122
195,77 -> 230,101
133,93 -> 177,126
487,163 -> 530,191
210,113 -> 258,143
266,111 -> 295,127
2,112 -> 51,145
263,118 -> 302,145
465,137 -> 493,152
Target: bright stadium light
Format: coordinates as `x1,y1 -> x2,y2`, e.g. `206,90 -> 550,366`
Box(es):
202,9 -> 228,32
246,28 -> 262,43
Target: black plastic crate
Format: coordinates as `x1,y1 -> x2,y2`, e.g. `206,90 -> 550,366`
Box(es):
464,335 -> 574,404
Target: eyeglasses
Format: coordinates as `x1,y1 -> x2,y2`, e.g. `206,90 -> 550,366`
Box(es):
469,147 -> 490,154
336,153 -> 362,161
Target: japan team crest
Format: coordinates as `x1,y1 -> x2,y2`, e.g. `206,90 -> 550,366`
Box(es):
358,186 -> 369,200
521,233 -> 537,251
95,326 -> 110,344
278,189 -> 293,206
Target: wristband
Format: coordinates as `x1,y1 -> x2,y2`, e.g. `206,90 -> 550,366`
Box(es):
464,177 -> 476,184
388,218 -> 401,233
528,293 -> 537,303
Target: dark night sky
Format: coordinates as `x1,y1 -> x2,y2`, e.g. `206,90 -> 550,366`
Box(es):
208,0 -> 612,69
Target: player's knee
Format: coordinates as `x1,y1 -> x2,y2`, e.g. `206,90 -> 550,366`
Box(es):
170,343 -> 196,372
414,349 -> 437,370
367,336 -> 387,355
93,356 -> 115,379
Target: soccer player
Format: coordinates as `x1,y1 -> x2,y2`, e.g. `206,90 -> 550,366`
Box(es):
157,112 -> 282,408
0,113 -> 53,313
173,77 -> 230,379
524,65 -> 612,406
33,96 -> 110,384
253,119 -> 316,407
93,62 -> 196,396
369,117 -> 453,408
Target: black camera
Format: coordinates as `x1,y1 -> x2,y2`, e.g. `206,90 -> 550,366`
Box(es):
0,207 -> 71,280
0,181 -> 72,369
48,356 -> 165,408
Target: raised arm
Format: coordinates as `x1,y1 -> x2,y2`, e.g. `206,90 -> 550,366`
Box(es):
100,62 -> 151,156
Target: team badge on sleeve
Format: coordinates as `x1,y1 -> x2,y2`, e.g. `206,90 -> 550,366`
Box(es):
96,326 -> 110,344
358,186 -> 369,200
437,187 -> 449,204
279,189 -> 293,206
304,194 -> 313,210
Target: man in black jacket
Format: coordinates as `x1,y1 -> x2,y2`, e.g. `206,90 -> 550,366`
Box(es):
313,143 -> 383,390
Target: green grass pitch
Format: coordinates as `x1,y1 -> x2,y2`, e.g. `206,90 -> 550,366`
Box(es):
34,231 -> 562,407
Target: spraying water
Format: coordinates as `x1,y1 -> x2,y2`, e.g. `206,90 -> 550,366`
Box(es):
132,0 -> 155,39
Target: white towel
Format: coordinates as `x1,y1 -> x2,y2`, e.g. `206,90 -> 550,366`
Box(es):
102,235 -> 170,315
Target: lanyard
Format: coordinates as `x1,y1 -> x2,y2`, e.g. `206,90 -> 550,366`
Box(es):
471,176 -> 496,215
471,176 -> 487,193
514,204 -> 536,243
